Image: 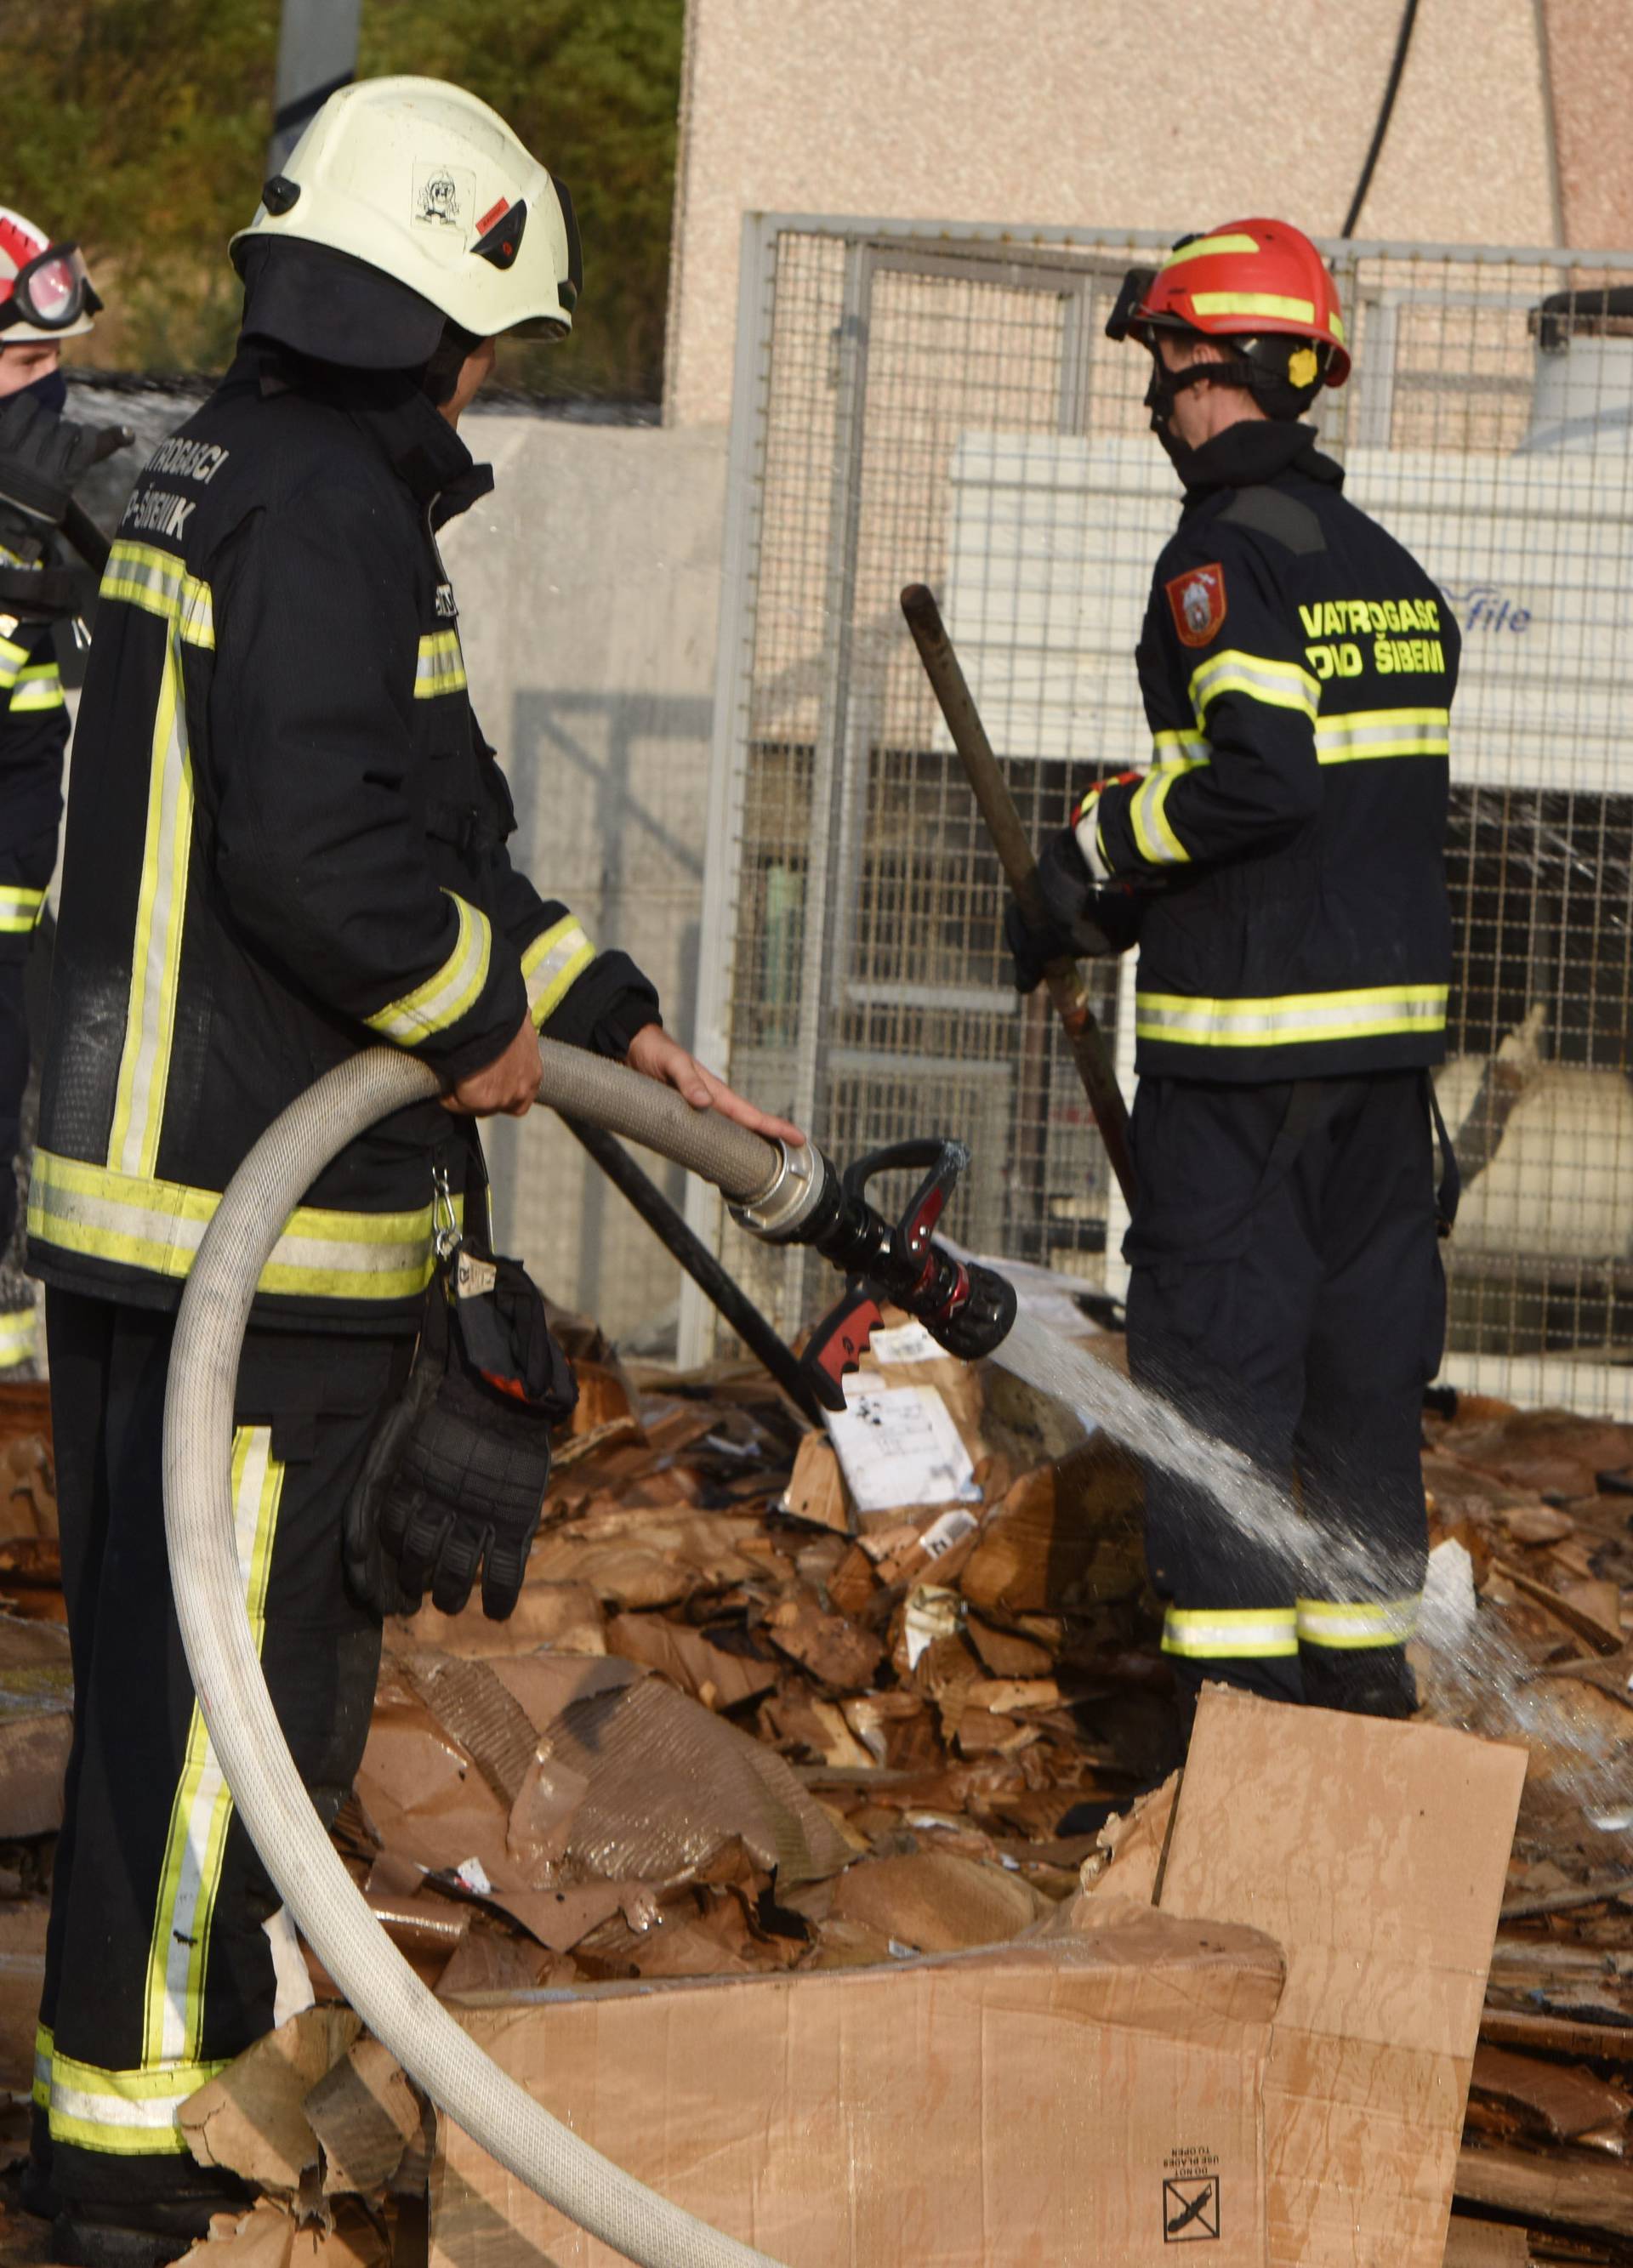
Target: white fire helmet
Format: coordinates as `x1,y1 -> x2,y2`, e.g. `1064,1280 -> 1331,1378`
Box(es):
0,208 -> 101,343
230,77 -> 580,344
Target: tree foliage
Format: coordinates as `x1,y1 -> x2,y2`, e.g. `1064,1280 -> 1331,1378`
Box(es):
0,0 -> 684,397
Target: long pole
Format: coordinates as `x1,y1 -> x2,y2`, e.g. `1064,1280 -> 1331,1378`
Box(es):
560,1117 -> 825,1425
900,583 -> 1138,1211
269,0 -> 362,173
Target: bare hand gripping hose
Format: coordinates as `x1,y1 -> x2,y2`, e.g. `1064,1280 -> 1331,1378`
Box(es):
163,1043 -> 797,2268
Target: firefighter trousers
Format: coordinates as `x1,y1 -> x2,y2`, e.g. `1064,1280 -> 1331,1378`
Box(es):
35,1289 -> 410,2203
1124,1069 -> 1448,1725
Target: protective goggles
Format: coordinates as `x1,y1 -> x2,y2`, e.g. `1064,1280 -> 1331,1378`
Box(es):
0,242 -> 102,333
1104,267 -> 1158,343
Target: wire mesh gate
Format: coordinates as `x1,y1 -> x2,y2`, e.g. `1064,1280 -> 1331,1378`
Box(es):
685,216 -> 1633,1418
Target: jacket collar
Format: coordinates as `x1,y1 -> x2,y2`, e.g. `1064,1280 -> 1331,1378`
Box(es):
226,342 -> 496,526
1175,416 -> 1345,505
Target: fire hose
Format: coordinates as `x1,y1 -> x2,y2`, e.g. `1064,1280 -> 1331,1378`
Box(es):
162,1041 -> 1016,2266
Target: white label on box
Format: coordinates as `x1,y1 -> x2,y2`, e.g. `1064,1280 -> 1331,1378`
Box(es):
919,1508 -> 979,1559
867,1320 -> 941,1364
823,1382 -> 981,1514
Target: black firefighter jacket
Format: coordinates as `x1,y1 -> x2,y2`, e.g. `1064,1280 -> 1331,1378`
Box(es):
29,344 -> 657,1327
1084,418 -> 1459,1082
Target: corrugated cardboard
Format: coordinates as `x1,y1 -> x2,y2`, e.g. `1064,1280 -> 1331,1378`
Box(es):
430,1903 -> 1284,2267
1158,1691 -> 1528,2268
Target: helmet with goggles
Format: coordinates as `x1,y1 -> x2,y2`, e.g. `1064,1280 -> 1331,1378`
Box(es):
0,208 -> 101,343
1107,219 -> 1349,421
230,77 -> 581,370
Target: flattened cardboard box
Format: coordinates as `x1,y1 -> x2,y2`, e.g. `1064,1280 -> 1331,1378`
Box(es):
1158,1691 -> 1527,2268
430,1904 -> 1283,2267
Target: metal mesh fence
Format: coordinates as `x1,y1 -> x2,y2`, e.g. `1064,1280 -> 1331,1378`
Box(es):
687,219 -> 1633,1415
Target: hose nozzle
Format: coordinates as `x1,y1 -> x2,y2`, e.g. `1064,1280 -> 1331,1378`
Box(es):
732,1137 -> 1017,1411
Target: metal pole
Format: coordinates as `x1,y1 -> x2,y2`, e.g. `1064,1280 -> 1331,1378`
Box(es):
269,0 -> 362,173
561,1117 -> 824,1425
900,583 -> 1138,1212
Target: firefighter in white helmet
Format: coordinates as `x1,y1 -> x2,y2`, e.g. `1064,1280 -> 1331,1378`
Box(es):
0,212 -> 127,1377
23,82 -> 796,2265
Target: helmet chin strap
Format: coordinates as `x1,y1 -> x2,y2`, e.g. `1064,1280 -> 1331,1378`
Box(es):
1142,348 -> 1258,430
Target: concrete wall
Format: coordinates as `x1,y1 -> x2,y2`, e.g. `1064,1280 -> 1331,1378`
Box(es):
439,414 -> 729,1342
666,0 -> 1589,429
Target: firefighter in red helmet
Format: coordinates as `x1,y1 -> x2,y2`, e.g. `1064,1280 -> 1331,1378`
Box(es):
1009,219 -> 1459,1730
0,207 -> 127,1371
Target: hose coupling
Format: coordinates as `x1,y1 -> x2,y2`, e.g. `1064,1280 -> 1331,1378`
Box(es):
729,1138 -> 835,1244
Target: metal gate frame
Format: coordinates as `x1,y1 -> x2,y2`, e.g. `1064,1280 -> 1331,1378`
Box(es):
684,211 -> 1633,1417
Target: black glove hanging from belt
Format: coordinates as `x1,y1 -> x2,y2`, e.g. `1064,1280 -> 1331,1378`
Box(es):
0,390 -> 130,533
344,1174 -> 577,1621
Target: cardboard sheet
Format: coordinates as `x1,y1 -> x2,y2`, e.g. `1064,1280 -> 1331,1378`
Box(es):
431,1906 -> 1283,2267
1158,1690 -> 1528,2268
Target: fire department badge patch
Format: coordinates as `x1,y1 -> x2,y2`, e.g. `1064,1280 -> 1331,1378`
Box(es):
1166,562 -> 1227,648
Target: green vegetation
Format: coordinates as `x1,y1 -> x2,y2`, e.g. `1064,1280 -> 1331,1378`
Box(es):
0,0 -> 685,397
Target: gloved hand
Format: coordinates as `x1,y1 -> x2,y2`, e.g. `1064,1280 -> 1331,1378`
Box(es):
0,391 -> 132,530
1004,828 -> 1120,992
344,1245 -> 576,1620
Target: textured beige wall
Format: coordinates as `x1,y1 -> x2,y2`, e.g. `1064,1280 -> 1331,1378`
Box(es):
667,0 -> 1562,426
1541,0 -> 1633,248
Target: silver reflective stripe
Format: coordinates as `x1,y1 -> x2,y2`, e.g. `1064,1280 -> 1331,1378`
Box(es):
523,915 -> 595,1024
1315,708 -> 1450,765
100,543 -> 215,648
1297,1596 -> 1420,1649
1189,648 -> 1318,725
1162,1606 -> 1298,1659
109,632 -> 195,1179
414,629 -> 467,699
1152,729 -> 1209,770
49,2082 -> 194,2131
1136,984 -> 1448,1048
366,892 -> 492,1044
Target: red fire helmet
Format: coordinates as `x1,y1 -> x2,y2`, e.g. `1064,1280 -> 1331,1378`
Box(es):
1120,219 -> 1350,389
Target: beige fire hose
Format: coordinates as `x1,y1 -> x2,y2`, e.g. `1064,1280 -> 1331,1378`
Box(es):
162,1043 -> 822,2268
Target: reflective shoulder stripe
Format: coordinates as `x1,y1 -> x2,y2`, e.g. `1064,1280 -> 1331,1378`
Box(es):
1315,707 -> 1450,765
365,891 -> 492,1045
0,884 -> 47,934
1162,1606 -> 1298,1660
1190,290 -> 1316,324
28,1147 -> 458,1304
9,662 -> 64,714
414,628 -> 467,700
1128,770 -> 1190,867
1136,982 -> 1448,1049
100,541 -> 215,649
48,2048 -> 225,2155
522,912 -> 596,1027
0,1305 -> 37,1369
1296,1595 -> 1420,1649
1188,648 -> 1318,726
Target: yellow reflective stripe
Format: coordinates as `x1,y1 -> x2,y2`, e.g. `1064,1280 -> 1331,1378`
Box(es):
0,633 -> 27,689
522,913 -> 595,1027
1189,648 -> 1318,725
28,1147 -> 459,1303
1136,982 -> 1448,1049
1152,729 -> 1210,770
108,630 -> 194,1180
1190,291 -> 1316,324
1297,1595 -> 1420,1650
145,1430 -> 283,2066
9,662 -> 64,713
0,884 -> 46,933
1161,232 -> 1261,269
1163,1606 -> 1298,1660
365,891 -> 492,1045
414,628 -> 466,700
48,2048 -> 224,2155
0,1306 -> 37,1369
1314,707 -> 1449,765
1129,769 -> 1191,866
100,542 -> 214,649
1329,311 -> 1346,345
32,2023 -> 51,2112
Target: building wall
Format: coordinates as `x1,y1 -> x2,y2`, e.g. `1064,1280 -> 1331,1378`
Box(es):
667,0 -> 1579,429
